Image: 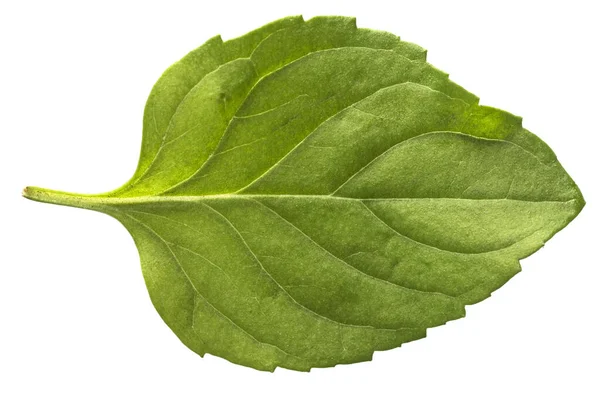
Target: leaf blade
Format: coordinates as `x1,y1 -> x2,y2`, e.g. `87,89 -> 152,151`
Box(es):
24,16 -> 584,371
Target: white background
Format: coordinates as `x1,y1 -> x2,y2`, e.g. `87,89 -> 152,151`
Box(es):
1,1 -> 598,413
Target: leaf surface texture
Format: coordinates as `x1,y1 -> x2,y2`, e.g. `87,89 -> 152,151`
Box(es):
24,16 -> 584,371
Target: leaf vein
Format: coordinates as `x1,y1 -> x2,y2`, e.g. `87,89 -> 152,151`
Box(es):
201,202 -> 413,332
235,82 -> 419,193
254,200 -> 455,300
121,212 -> 306,362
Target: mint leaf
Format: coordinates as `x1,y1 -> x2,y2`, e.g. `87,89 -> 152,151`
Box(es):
24,16 -> 584,371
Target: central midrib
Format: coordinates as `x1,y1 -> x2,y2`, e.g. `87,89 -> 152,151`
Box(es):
22,186 -> 577,212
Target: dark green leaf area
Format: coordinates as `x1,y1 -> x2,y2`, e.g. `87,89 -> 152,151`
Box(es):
95,17 -> 585,370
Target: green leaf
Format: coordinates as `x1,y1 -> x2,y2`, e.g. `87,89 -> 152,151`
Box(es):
24,16 -> 584,372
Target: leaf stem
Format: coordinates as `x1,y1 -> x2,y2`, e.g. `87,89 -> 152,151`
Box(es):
22,186 -> 107,211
